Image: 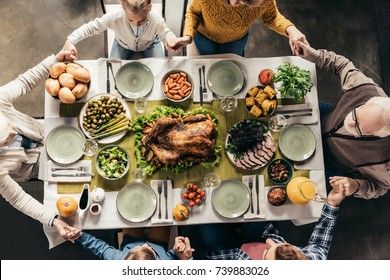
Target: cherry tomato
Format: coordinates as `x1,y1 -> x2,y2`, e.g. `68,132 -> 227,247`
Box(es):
195,198 -> 202,205
200,191 -> 206,197
189,201 -> 196,207
182,193 -> 189,199
192,185 -> 198,191
188,192 -> 195,199
196,188 -> 202,194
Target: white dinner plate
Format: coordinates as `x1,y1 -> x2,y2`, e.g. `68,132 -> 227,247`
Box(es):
79,93 -> 131,144
116,182 -> 157,223
45,125 -> 85,164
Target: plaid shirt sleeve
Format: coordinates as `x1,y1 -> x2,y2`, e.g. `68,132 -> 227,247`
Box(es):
207,248 -> 252,260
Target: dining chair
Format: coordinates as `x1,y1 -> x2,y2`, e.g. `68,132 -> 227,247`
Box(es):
99,0 -> 166,58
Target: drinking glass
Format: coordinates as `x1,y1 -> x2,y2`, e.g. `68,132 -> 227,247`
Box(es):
204,172 -> 221,188
134,97 -> 147,113
220,95 -> 238,112
82,139 -> 98,157
132,168 -> 146,182
268,114 -> 287,132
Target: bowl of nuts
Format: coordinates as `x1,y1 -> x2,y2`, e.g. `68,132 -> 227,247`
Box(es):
161,70 -> 193,104
267,158 -> 293,185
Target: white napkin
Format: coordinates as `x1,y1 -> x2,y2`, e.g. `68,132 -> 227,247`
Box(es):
47,160 -> 92,183
191,60 -> 213,103
97,58 -> 122,97
151,179 -> 173,224
276,103 -> 319,125
243,175 -> 266,219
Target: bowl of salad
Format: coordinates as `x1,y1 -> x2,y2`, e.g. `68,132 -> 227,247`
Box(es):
95,145 -> 130,180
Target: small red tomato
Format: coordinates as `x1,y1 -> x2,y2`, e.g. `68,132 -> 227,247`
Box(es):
182,193 -> 189,199
189,201 -> 196,207
192,185 -> 198,191
195,198 -> 202,205
188,192 -> 195,199
258,69 -> 275,86
200,191 -> 206,197
196,188 -> 202,194
187,183 -> 193,189
196,194 -> 201,199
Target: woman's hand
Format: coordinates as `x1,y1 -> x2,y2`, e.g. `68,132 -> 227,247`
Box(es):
286,26 -> 309,56
166,36 -> 192,52
52,218 -> 82,243
55,50 -> 76,62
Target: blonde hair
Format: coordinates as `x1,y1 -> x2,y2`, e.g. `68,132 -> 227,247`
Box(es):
121,0 -> 151,13
125,247 -> 156,260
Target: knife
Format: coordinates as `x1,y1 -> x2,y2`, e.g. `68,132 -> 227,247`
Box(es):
275,108 -> 312,114
164,177 -> 168,219
198,66 -> 203,106
51,172 -> 95,177
256,175 -> 260,215
107,61 -> 118,91
106,61 -> 110,93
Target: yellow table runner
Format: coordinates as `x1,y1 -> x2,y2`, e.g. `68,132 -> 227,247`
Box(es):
57,99 -> 308,194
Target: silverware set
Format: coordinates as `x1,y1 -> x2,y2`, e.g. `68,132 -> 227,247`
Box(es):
157,179 -> 169,219
50,166 -> 94,177
248,176 -> 260,215
198,65 -> 207,106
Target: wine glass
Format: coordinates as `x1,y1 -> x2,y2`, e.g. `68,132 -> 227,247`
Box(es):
220,95 -> 238,112
134,96 -> 147,113
132,168 -> 146,182
204,172 -> 221,188
268,114 -> 287,132
82,139 -> 98,157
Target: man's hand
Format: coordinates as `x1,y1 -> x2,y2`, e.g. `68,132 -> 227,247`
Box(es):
55,50 -> 76,62
173,236 -> 194,260
295,41 -> 320,62
329,176 -> 359,196
52,218 -> 82,243
60,39 -> 78,60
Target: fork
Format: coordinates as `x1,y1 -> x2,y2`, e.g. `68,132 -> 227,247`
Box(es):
284,113 -> 312,119
157,181 -> 162,219
107,61 -> 118,91
51,166 -> 85,172
249,177 -> 254,214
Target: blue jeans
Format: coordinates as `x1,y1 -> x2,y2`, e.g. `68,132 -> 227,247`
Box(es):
110,38 -> 164,59
198,222 -> 270,252
194,32 -> 249,56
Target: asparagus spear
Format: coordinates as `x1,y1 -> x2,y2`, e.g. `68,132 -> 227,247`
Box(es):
90,118 -> 130,136
92,122 -> 131,140
88,113 -> 127,134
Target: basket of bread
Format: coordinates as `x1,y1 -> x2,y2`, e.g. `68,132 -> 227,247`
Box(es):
245,85 -> 277,118
45,62 -> 91,104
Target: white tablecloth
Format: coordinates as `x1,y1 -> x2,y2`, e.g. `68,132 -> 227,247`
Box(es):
42,55 -> 326,248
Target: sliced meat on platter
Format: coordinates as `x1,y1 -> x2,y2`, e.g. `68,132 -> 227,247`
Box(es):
225,119 -> 276,170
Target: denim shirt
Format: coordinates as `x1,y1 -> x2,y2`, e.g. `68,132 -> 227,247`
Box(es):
78,232 -> 178,260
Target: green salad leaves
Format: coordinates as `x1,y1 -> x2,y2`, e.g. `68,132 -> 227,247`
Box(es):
132,105 -> 221,175
274,62 -> 313,101
97,146 -> 128,179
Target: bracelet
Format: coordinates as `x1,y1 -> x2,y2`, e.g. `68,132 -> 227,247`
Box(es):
353,180 -> 360,194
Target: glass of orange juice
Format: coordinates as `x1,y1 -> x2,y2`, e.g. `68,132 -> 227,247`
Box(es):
298,181 -> 326,203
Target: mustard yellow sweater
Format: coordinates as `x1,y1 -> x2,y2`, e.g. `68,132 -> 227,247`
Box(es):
184,0 -> 294,43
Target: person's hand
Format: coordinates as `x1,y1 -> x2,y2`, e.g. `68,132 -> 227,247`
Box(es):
295,41 -> 320,62
327,184 -> 347,207
166,36 -> 192,53
329,176 -> 359,197
286,26 -> 309,56
173,236 -> 194,260
61,39 -> 78,60
55,50 -> 76,62
52,218 -> 82,243
164,35 -> 180,53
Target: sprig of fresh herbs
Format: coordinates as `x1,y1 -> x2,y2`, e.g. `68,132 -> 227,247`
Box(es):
274,62 -> 313,101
